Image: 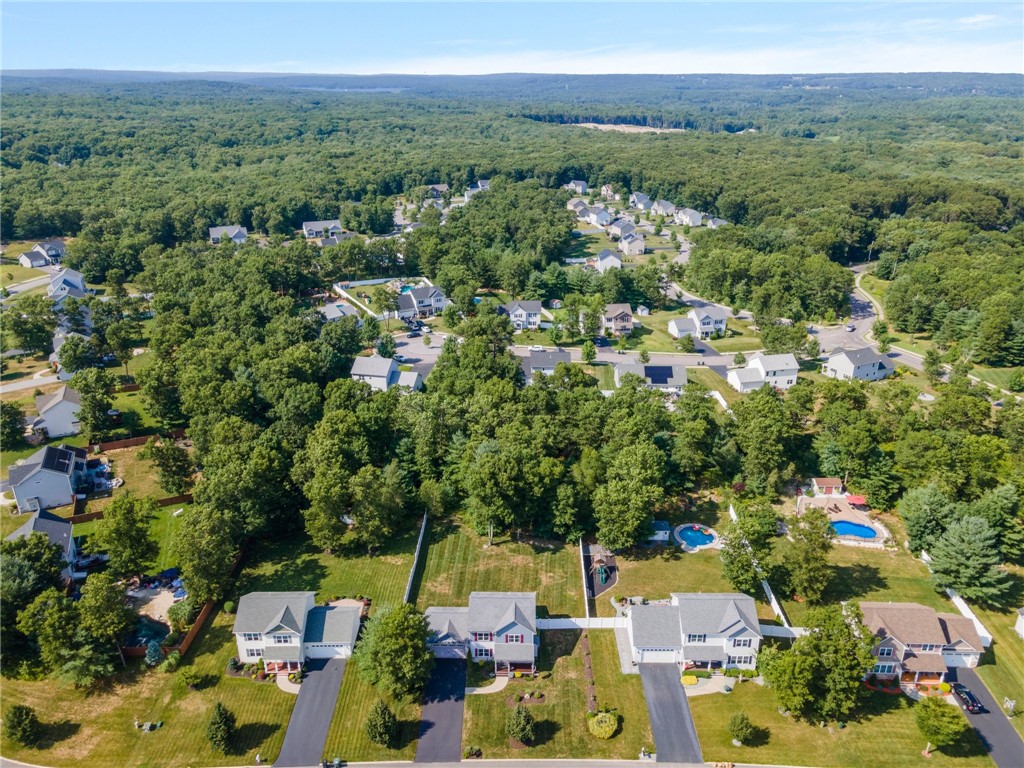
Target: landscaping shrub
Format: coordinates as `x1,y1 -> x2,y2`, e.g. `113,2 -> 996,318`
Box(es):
506,704 -> 535,744
462,745 -> 482,759
206,702 -> 236,754
178,667 -> 200,690
587,710 -> 621,740
159,650 -> 181,673
689,669 -> 712,679
2,704 -> 41,747
144,640 -> 163,666
728,712 -> 756,745
161,630 -> 181,647
681,675 -> 698,686
168,598 -> 199,632
223,600 -> 236,614
228,657 -> 241,672
938,682 -> 951,693
365,699 -> 398,747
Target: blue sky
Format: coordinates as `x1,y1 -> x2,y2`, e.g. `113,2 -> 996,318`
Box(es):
3,2 -> 1022,74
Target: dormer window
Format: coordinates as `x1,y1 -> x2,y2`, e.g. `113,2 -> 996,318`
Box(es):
878,647 -> 893,657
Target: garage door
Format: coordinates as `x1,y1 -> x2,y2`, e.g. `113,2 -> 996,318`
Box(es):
306,643 -> 350,659
638,648 -> 677,664
431,644 -> 467,659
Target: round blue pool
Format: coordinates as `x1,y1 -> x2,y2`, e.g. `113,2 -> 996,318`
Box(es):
676,525 -> 715,548
831,521 -> 877,539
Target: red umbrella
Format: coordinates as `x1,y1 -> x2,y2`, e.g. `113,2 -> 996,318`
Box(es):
846,494 -> 867,506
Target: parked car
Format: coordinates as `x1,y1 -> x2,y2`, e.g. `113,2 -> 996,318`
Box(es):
407,331 -> 421,338
845,323 -> 856,332
528,344 -> 545,352
951,683 -> 983,713
393,354 -> 408,363
594,336 -> 610,347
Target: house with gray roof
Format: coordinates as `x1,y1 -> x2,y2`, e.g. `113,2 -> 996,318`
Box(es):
233,591 -> 362,675
626,593 -> 762,667
209,225 -> 248,244
19,251 -> 50,269
674,208 -> 704,227
302,219 -> 344,239
617,232 -> 645,257
425,591 -> 538,674
32,385 -> 82,438
652,200 -> 677,217
30,240 -> 67,264
5,510 -> 78,578
822,348 -> 893,382
464,179 -> 491,201
396,286 -> 448,319
46,269 -> 88,302
593,249 -> 622,274
523,349 -> 571,382
707,217 -> 728,229
608,218 -> 636,239
614,363 -> 688,393
629,192 -> 652,210
566,180 -> 588,195
585,207 -> 612,227
728,352 -> 799,393
687,307 -> 728,339
318,301 -> 363,326
426,183 -> 450,198
667,316 -> 700,340
499,300 -> 543,330
9,443 -> 88,513
350,354 -> 399,392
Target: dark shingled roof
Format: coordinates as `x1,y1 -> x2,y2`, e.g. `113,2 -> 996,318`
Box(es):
4,510 -> 73,554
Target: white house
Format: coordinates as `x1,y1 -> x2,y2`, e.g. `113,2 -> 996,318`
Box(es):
652,200 -> 677,217
629,192 -> 652,210
301,219 -> 344,239
822,348 -> 893,382
618,233 -> 645,257
232,592 -> 362,675
32,385 -> 81,438
4,510 -> 78,579
586,207 -> 612,227
707,217 -> 728,229
19,251 -> 49,269
626,593 -> 762,668
46,269 -> 88,302
674,208 -> 704,227
464,179 -> 491,201
318,301 -> 363,326
9,443 -> 88,512
396,286 -> 447,319
728,352 -> 799,392
667,316 -> 700,339
600,184 -> 620,200
614,363 -> 688,394
350,354 -> 399,392
523,349 -> 571,382
425,592 -> 539,675
566,180 -> 588,195
396,370 -> 423,391
593,249 -> 622,274
861,602 -> 983,684
608,219 -> 636,239
500,300 -> 543,331
687,307 -> 728,339
209,225 -> 248,244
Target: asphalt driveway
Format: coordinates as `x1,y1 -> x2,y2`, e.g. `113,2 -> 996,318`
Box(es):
638,663 -> 703,764
275,658 -> 346,767
948,667 -> 1024,768
415,659 -> 467,763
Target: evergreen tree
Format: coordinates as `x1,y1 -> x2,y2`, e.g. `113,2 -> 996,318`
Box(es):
206,702 -> 237,754
930,516 -> 1012,608
898,484 -> 954,553
2,704 -> 41,747
365,699 -> 398,746
506,704 -> 536,744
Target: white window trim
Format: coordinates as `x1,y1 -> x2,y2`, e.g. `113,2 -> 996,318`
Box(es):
686,634 -> 707,644
247,648 -> 264,659
877,647 -> 893,657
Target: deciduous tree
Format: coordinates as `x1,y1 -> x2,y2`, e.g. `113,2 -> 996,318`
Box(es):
354,603 -> 434,701
92,493 -> 158,579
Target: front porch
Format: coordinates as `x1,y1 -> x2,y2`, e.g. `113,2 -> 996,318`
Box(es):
265,660 -> 302,675
494,660 -> 536,678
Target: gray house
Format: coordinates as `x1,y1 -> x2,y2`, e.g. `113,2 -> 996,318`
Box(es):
523,349 -> 571,382
318,301 -> 363,326
614,363 -> 688,393
5,510 -> 78,579
31,241 -> 67,264
629,192 -> 652,210
46,269 -> 88,302
608,219 -> 636,239
18,251 -> 49,269
350,354 -> 399,392
426,591 -> 539,675
566,180 -> 588,195
500,300 -> 543,330
32,385 -> 82,438
302,219 -> 344,239
822,348 -> 893,382
397,286 -> 448,319
464,179 -> 491,201
209,225 -> 248,244
652,200 -> 677,217
10,443 -> 88,512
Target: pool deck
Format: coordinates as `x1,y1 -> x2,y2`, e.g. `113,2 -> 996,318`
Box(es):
796,495 -> 890,549
672,523 -> 722,553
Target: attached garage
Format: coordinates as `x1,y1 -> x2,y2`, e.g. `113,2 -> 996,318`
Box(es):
635,647 -> 678,664
302,605 -> 361,660
306,642 -> 351,659
430,643 -> 468,659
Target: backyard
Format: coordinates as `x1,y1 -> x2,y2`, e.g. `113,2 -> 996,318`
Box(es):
689,680 -> 992,768
414,519 -> 583,618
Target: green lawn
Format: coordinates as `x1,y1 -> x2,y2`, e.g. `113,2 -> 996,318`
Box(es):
0,352 -> 51,382
321,666 -> 421,762
706,318 -> 764,353
81,445 -> 167,513
414,519 -> 583,618
971,365 -> 1023,391
462,629 -> 645,759
971,564 -> 1024,737
687,366 -> 740,407
586,362 -> 617,390
73,503 -> 187,572
588,630 -> 653,754
689,680 -> 992,767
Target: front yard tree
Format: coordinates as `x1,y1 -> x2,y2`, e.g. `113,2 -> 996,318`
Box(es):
173,506 -> 239,605
728,712 -> 756,745
2,704 -> 41,747
757,644 -> 813,715
354,603 -> 434,701
789,508 -> 834,603
929,516 -> 1012,608
3,295 -> 59,354
581,339 -> 597,365
916,696 -> 970,757
377,333 -> 397,359
69,366 -> 117,442
206,702 -> 237,754
361,315 -> 382,348
349,460 -> 409,553
57,333 -> 96,375
92,493 -> 158,579
733,351 -> 747,366
139,437 -> 194,495
923,348 -> 943,384
79,571 -> 136,666
506,704 -> 536,745
365,699 -> 398,747
677,334 -> 696,352
638,346 -> 650,364
0,401 -> 27,452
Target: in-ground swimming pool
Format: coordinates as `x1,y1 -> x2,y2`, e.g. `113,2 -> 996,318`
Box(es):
400,285 -> 414,293
676,525 -> 715,548
831,520 -> 877,539
128,615 -> 170,647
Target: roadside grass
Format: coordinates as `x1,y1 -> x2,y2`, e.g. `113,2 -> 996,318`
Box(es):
971,365 -> 1022,392
689,680 -> 992,767
321,666 -> 421,762
588,630 -> 653,754
1,352 -> 51,382
585,362 -> 617,390
462,629 -> 644,759
0,255 -> 48,285
970,564 -> 1024,737
706,318 -> 764,353
774,532 -> 952,626
414,519 -> 583,618
686,366 -> 740,407
0,380 -> 63,406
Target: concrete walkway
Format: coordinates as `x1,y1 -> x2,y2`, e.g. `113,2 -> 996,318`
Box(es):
613,626 -> 638,675
275,674 -> 301,695
466,675 -> 508,695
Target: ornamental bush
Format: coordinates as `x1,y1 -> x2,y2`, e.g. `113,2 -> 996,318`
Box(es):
728,712 -> 756,745
587,710 -> 621,739
365,699 -> 398,747
159,650 -> 181,673
506,705 -> 535,744
681,675 -> 698,686
3,704 -> 41,747
145,640 -> 163,666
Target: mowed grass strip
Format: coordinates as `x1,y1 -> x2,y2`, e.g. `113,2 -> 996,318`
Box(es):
321,664 -> 420,761
971,564 -> 1024,737
415,520 -> 582,617
689,682 -> 992,768
588,630 -> 653,754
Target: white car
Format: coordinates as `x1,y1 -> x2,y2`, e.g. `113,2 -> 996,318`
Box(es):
527,345 -> 545,352
393,354 -> 408,363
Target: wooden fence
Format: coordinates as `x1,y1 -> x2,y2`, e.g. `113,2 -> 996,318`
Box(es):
156,494 -> 193,507
89,428 -> 185,453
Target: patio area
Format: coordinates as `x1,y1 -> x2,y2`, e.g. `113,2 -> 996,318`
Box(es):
797,495 -> 890,549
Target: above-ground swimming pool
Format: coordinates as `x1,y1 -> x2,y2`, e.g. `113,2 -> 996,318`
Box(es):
675,524 -> 715,548
831,520 -> 877,539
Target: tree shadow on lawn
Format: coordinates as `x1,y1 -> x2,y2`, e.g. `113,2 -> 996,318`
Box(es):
393,717 -> 420,750
235,538 -> 329,594
37,719 -> 81,749
854,693 -> 987,758
532,718 -> 562,747
822,563 -> 886,604
232,721 -> 281,755
537,630 -> 581,674
744,723 -> 771,748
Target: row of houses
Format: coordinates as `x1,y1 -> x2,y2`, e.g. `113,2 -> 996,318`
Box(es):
628,192 -> 727,228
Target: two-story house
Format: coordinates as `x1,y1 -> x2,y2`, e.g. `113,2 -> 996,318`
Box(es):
822,348 -> 893,382
10,443 -> 88,512
232,591 -> 362,675
618,232 -> 645,257
608,218 -> 636,239
674,208 -> 704,227
350,354 -> 399,392
566,180 -> 588,195
629,192 -> 652,211
209,225 -> 248,244
626,593 -> 762,668
32,385 -> 82,438
614,363 -> 688,394
20,241 -> 65,268
707,217 -> 728,229
861,602 -> 984,684
728,352 -> 799,393
46,269 -> 88,303
600,183 -> 621,200
652,200 -> 677,217
586,207 -> 612,227
687,307 -> 728,339
464,179 -> 491,201
425,591 -> 539,676
426,183 -> 450,199
499,300 -> 543,331
301,219 -> 344,239
593,249 -> 622,274
600,304 -> 634,337
396,286 -> 448,319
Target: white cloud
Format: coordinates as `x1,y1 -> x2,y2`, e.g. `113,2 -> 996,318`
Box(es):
957,14 -> 998,26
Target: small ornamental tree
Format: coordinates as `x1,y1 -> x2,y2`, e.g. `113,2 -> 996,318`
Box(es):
581,339 -> 597,365
3,704 -> 41,747
915,696 -> 969,757
377,334 -> 398,359
587,710 -> 621,739
178,666 -> 201,690
733,351 -> 747,366
728,712 -> 756,745
677,334 -> 696,353
145,640 -> 163,667
206,702 -> 237,754
506,704 -> 535,745
365,699 -> 398,747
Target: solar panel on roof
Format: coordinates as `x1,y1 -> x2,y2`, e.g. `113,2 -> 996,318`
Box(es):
644,366 -> 674,385
41,447 -> 73,474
